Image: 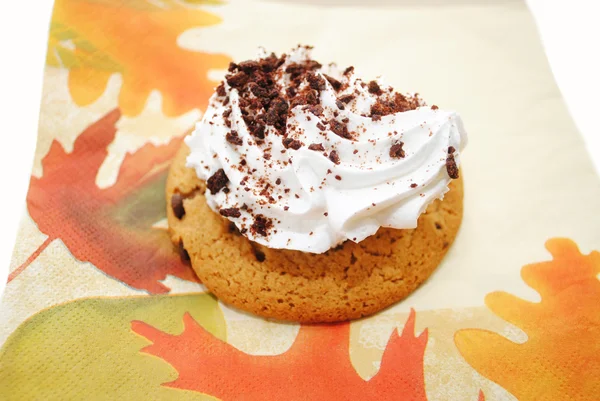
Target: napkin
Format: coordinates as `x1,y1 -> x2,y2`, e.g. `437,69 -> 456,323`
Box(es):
1,0 -> 599,400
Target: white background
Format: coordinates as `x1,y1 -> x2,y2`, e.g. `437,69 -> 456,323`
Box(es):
0,0 -> 598,299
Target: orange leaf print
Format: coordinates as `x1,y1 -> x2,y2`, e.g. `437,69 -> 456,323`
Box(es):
132,309 -> 429,400
19,109 -> 199,293
455,238 -> 600,401
49,0 -> 230,116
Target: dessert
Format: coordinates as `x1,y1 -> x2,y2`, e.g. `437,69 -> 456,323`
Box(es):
167,46 -> 467,322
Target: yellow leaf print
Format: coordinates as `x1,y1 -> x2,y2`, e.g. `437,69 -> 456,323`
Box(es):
48,0 -> 231,116
455,239 -> 600,401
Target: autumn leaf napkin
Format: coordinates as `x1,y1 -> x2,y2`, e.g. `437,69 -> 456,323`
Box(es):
1,0 -> 599,400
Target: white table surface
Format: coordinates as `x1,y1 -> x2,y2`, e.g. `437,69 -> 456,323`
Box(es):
0,0 -> 598,300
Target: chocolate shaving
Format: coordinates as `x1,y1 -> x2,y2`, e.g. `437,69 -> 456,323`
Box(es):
207,169 -> 229,194
390,141 -> 405,159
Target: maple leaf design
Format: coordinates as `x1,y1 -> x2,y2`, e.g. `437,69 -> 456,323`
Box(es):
0,294 -> 225,400
455,238 -> 600,401
16,109 -> 199,293
48,0 -> 230,116
132,309 -> 430,400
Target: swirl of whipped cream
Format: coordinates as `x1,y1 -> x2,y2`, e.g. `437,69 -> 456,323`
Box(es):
185,46 -> 467,253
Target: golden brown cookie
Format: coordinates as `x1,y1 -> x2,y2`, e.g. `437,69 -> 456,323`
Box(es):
167,143 -> 463,323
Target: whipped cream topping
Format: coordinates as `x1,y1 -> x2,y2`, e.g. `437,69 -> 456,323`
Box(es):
185,46 -> 467,253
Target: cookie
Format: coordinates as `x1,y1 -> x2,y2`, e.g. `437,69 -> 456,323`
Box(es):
167,143 -> 463,323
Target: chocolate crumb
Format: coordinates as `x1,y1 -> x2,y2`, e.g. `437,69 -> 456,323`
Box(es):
353,149 -> 358,154
329,119 -> 352,139
368,80 -> 382,95
316,122 -> 326,131
216,82 -> 226,97
307,73 -> 326,91
324,74 -> 342,91
226,71 -> 248,88
338,94 -> 355,104
207,169 -> 229,194
431,105 -> 439,110
226,130 -> 243,146
304,104 -> 324,116
324,212 -> 329,216
171,193 -> 185,219
446,149 -> 459,179
284,206 -> 289,211
295,194 -> 300,199
275,178 -> 282,185
335,175 -> 342,180
335,100 -> 345,110
220,207 -> 241,218
237,60 -> 259,72
344,66 -> 354,75
448,146 -> 456,154
410,183 -> 418,188
251,214 -> 273,237
329,150 -> 340,165
308,143 -> 325,152
390,141 -> 406,159
251,120 -> 266,139
282,137 -> 303,150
